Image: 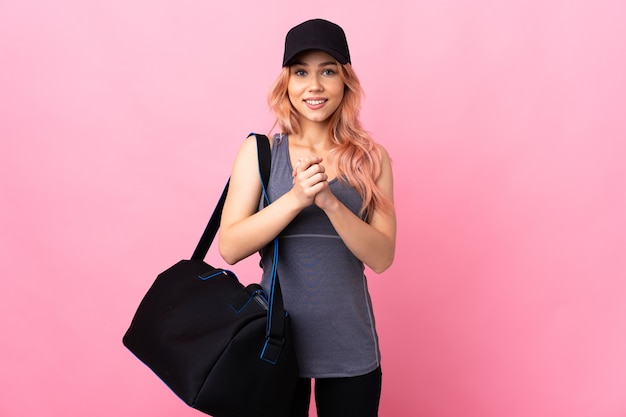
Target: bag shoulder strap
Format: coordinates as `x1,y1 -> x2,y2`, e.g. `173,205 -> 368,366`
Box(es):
190,133 -> 288,363
191,133 -> 271,261
249,135 -> 288,362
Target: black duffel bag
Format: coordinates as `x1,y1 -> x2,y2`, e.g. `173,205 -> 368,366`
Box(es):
123,134 -> 298,417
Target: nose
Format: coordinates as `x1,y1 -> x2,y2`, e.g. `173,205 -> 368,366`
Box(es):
308,74 -> 324,92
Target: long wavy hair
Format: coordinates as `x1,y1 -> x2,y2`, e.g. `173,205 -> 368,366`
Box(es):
267,63 -> 391,220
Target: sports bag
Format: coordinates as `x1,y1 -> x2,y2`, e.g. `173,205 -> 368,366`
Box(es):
122,133 -> 298,417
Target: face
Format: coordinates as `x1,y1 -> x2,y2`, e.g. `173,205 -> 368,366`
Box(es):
287,50 -> 345,127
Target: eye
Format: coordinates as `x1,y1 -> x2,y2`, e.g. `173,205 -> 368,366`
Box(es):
293,69 -> 307,76
322,69 -> 336,76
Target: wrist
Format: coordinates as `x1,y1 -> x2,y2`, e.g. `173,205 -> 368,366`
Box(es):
319,193 -> 340,213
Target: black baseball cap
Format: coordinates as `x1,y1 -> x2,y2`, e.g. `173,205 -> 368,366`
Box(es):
282,19 -> 351,67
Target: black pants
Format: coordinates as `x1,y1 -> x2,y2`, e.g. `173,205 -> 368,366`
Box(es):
289,367 -> 382,417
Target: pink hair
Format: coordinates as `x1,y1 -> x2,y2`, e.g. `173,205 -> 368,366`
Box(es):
267,63 -> 391,219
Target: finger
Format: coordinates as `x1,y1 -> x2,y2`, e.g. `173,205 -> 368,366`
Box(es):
292,158 -> 306,183
304,163 -> 325,179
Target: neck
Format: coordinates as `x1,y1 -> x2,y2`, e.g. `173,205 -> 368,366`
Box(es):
293,119 -> 332,148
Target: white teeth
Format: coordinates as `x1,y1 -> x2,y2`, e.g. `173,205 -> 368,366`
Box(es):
306,99 -> 325,105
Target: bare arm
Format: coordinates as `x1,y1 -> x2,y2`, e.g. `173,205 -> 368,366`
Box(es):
218,136 -> 330,264
312,145 -> 396,273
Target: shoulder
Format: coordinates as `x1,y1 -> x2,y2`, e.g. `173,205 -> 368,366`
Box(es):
372,143 -> 394,190
243,132 -> 287,152
230,135 -> 262,178
373,143 -> 393,173
236,133 -> 259,153
374,142 -> 391,160
234,133 -> 268,162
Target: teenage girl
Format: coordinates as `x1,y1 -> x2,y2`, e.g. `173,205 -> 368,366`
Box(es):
219,18 -> 396,417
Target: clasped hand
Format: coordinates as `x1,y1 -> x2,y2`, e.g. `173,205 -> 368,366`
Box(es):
291,156 -> 335,210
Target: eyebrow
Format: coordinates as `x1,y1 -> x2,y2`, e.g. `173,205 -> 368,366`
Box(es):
291,61 -> 338,67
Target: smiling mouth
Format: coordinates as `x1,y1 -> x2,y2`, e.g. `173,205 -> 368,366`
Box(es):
305,99 -> 327,105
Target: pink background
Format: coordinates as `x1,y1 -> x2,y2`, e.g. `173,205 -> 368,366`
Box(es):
1,1 -> 625,416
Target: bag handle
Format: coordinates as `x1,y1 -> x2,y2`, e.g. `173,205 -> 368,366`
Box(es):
190,133 -> 288,363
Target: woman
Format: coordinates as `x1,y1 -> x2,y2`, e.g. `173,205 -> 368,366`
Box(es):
219,18 -> 396,417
